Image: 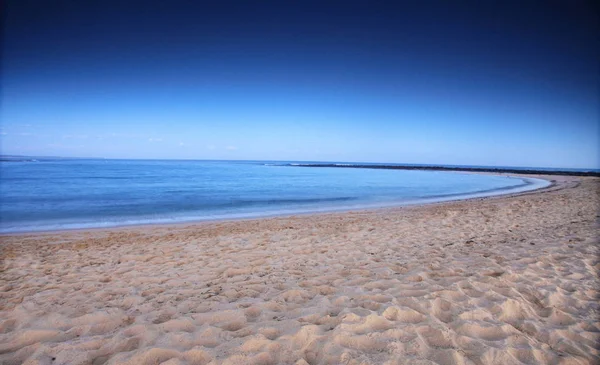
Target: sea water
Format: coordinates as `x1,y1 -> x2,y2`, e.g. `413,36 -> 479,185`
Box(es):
0,159 -> 550,233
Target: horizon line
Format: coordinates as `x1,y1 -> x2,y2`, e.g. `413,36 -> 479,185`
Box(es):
1,154 -> 598,171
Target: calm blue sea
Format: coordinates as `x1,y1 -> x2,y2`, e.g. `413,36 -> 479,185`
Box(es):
0,159 -> 550,233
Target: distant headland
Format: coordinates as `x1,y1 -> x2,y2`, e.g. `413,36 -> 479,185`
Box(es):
285,163 -> 600,177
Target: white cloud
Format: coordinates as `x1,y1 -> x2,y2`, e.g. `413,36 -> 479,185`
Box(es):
226,146 -> 238,151
46,143 -> 83,149
63,134 -> 88,139
107,132 -> 145,139
179,142 -> 185,146
206,145 -> 216,150
148,138 -> 163,142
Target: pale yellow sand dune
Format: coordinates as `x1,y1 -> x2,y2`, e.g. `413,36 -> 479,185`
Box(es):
1,175 -> 599,365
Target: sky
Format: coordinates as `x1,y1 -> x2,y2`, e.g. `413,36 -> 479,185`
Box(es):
1,0 -> 598,168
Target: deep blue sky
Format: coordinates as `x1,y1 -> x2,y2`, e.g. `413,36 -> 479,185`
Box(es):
2,0 -> 598,168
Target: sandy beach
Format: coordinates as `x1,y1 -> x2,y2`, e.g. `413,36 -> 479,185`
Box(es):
1,174 -> 598,365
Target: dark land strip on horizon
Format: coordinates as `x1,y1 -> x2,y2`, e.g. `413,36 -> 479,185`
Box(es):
288,164 -> 600,177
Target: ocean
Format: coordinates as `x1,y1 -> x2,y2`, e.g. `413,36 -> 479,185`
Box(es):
0,159 -> 551,233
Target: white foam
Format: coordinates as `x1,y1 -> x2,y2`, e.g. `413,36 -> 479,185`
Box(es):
0,176 -> 551,234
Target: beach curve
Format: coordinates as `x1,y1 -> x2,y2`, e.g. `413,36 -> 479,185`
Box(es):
1,174 -> 599,364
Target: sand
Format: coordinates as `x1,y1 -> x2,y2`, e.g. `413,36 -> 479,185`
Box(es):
1,175 -> 599,365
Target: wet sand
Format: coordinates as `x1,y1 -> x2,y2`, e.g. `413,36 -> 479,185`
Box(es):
1,175 -> 599,364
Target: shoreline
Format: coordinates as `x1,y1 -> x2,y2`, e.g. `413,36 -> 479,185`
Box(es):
0,172 -> 554,237
1,175 -> 598,364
